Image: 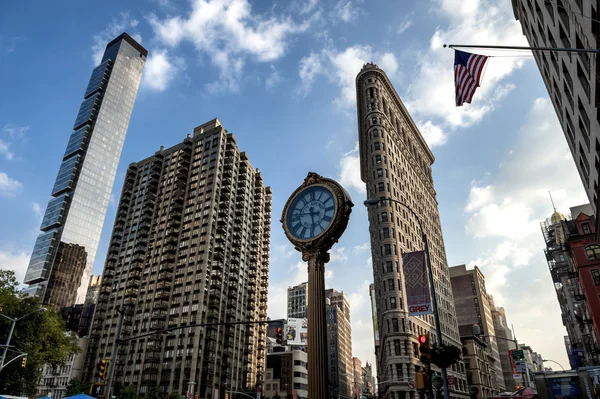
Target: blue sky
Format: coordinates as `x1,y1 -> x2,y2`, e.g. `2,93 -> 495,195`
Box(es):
0,0 -> 587,372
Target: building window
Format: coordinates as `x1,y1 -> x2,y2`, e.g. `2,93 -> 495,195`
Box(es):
378,182 -> 385,192
377,168 -> 383,178
386,261 -> 393,273
381,212 -> 388,222
388,279 -> 395,290
582,222 -> 591,234
374,142 -> 381,151
384,244 -> 392,255
375,154 -> 382,164
392,318 -> 399,332
383,227 -> 390,239
586,245 -> 600,260
390,297 -> 397,309
394,340 -> 401,356
591,269 -> 600,285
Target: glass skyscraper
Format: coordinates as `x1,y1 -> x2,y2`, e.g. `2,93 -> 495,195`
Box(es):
24,33 -> 147,309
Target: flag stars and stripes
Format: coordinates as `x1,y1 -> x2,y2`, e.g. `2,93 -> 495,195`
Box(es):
454,50 -> 489,106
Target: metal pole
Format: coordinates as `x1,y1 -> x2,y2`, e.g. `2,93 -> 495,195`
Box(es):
0,317 -> 16,372
106,305 -> 126,398
423,233 -> 450,399
443,43 -> 600,54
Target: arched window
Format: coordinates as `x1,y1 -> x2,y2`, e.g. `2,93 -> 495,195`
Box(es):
586,244 -> 600,260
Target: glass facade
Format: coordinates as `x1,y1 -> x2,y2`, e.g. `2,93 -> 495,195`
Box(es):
23,33 -> 147,309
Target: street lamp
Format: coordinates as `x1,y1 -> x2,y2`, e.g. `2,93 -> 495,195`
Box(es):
0,307 -> 47,372
364,197 -> 450,399
541,359 -> 565,371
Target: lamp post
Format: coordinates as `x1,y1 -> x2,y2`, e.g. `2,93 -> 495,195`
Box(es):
0,307 -> 47,372
364,197 -> 449,399
542,359 -> 565,370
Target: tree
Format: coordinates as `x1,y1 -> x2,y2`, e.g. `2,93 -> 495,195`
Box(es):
0,270 -> 80,396
166,392 -> 180,399
146,385 -> 166,399
120,385 -> 140,399
66,379 -> 92,397
431,343 -> 462,368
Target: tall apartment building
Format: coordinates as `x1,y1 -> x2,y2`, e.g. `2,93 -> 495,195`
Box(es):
490,304 -> 518,391
540,204 -> 600,366
356,64 -> 469,399
449,265 -> 504,393
288,282 -> 308,318
23,33 -> 147,309
84,119 -> 272,398
352,357 -> 363,399
326,289 -> 353,399
511,0 -> 600,231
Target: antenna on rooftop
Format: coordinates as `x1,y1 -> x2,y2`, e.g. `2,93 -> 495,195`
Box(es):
549,191 -> 556,212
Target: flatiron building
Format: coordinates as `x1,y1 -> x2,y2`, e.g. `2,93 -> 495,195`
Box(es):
23,33 -> 147,309
84,119 -> 272,398
356,64 -> 469,399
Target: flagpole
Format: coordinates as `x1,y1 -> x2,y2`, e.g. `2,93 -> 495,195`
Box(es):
444,43 -> 600,54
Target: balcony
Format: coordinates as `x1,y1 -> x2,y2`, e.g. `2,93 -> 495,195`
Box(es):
152,311 -> 168,320
125,288 -> 139,297
158,271 -> 172,281
150,320 -> 166,330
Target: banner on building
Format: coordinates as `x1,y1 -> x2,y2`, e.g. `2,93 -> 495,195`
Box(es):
286,318 -> 308,346
370,285 -> 379,344
402,251 -> 433,316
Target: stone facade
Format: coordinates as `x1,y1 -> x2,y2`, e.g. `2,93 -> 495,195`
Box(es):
83,119 -> 271,398
356,63 -> 469,399
326,289 -> 353,399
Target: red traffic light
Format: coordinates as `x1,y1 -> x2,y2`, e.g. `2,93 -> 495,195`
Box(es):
418,335 -> 427,344
275,328 -> 282,333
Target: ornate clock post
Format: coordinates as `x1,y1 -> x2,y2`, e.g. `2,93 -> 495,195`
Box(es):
281,172 -> 353,399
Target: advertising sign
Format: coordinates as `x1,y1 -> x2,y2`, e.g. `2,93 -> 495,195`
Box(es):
402,251 -> 433,316
370,285 -> 379,344
286,318 -> 308,346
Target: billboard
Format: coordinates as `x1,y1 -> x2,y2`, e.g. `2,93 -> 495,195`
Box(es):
286,318 -> 308,346
369,284 -> 379,344
402,251 -> 433,316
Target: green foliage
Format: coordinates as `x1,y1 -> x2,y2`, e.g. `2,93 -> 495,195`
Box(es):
66,379 -> 92,397
0,270 -> 80,396
120,384 -> 140,399
166,393 -> 181,399
431,343 -> 462,368
145,385 -> 166,399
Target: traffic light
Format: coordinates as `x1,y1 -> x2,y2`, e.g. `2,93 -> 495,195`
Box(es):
98,359 -> 109,380
275,327 -> 283,345
418,334 -> 431,366
21,356 -> 27,368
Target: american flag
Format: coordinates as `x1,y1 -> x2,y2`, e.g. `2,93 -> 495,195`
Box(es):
454,50 -> 488,106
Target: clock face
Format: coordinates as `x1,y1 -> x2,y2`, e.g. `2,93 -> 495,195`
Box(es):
286,186 -> 336,240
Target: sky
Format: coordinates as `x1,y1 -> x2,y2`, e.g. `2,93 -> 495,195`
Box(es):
0,0 -> 589,374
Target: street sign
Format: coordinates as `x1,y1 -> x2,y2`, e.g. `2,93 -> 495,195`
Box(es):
448,376 -> 455,386
515,360 -> 527,373
512,350 -> 525,360
407,380 -> 415,390
513,373 -> 522,379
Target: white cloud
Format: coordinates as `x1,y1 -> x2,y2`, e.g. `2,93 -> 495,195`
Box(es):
463,98 -> 588,366
0,249 -> 30,284
298,45 -> 399,108
142,50 -> 184,91
0,124 -> 29,160
397,18 -> 414,34
417,120 -> 448,147
148,0 -> 313,92
92,12 -> 141,65
339,142 -> 364,194
0,172 -> 22,197
32,202 -> 43,220
265,65 -> 283,90
404,0 -> 528,134
332,0 -> 360,23
300,0 -> 319,15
